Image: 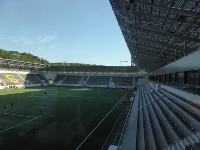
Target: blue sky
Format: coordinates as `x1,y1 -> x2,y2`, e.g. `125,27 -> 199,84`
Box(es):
0,0 -> 131,66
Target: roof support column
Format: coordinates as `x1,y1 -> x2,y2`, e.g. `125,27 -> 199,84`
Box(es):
184,39 -> 186,56
194,0 -> 196,12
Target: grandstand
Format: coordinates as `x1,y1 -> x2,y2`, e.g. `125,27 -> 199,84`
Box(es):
0,0 -> 200,150
111,76 -> 133,87
108,0 -> 200,150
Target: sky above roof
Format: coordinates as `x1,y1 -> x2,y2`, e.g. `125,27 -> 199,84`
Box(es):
0,0 -> 131,66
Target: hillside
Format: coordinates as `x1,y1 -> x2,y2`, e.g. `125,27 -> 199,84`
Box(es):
0,49 -> 97,66
0,49 -> 49,64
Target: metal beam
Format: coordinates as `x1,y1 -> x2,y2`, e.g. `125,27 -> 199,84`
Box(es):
125,36 -> 187,62
110,0 -> 200,71
113,9 -> 132,24
114,13 -> 200,42
134,0 -> 200,17
131,10 -> 200,26
133,45 -> 162,54
126,34 -> 197,61
135,50 -> 160,58
122,23 -> 200,42
133,35 -> 184,51
130,46 -> 164,61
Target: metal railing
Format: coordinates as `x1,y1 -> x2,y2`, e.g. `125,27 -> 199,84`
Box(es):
117,94 -> 135,149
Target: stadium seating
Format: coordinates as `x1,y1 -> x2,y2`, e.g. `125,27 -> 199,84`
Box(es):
122,81 -> 200,150
86,76 -> 111,86
53,75 -> 66,83
111,76 -> 133,86
19,74 -> 41,84
53,74 -> 135,87
63,75 -> 82,84
0,73 -> 24,85
79,76 -> 87,85
34,74 -> 48,83
0,72 -> 49,88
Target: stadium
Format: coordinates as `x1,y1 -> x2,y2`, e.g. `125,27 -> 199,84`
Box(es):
0,0 -> 200,150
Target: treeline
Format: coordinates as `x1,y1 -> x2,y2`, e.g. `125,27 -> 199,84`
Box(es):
0,49 -> 49,64
0,49 -> 98,66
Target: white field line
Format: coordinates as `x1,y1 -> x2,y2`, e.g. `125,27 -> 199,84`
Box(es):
0,116 -> 39,134
0,111 -> 34,118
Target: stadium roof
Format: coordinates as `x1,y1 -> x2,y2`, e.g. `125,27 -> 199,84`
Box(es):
109,0 -> 200,72
0,58 -> 138,73
0,58 -> 46,70
45,65 -> 138,73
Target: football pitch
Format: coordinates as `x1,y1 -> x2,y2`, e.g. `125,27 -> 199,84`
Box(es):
0,86 -> 128,150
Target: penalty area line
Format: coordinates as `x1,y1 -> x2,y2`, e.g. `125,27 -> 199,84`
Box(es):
0,116 -> 39,134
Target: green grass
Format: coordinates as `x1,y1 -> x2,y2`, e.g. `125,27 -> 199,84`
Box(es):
0,86 -> 127,150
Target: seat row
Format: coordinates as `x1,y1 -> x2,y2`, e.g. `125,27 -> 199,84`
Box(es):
134,82 -> 200,149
